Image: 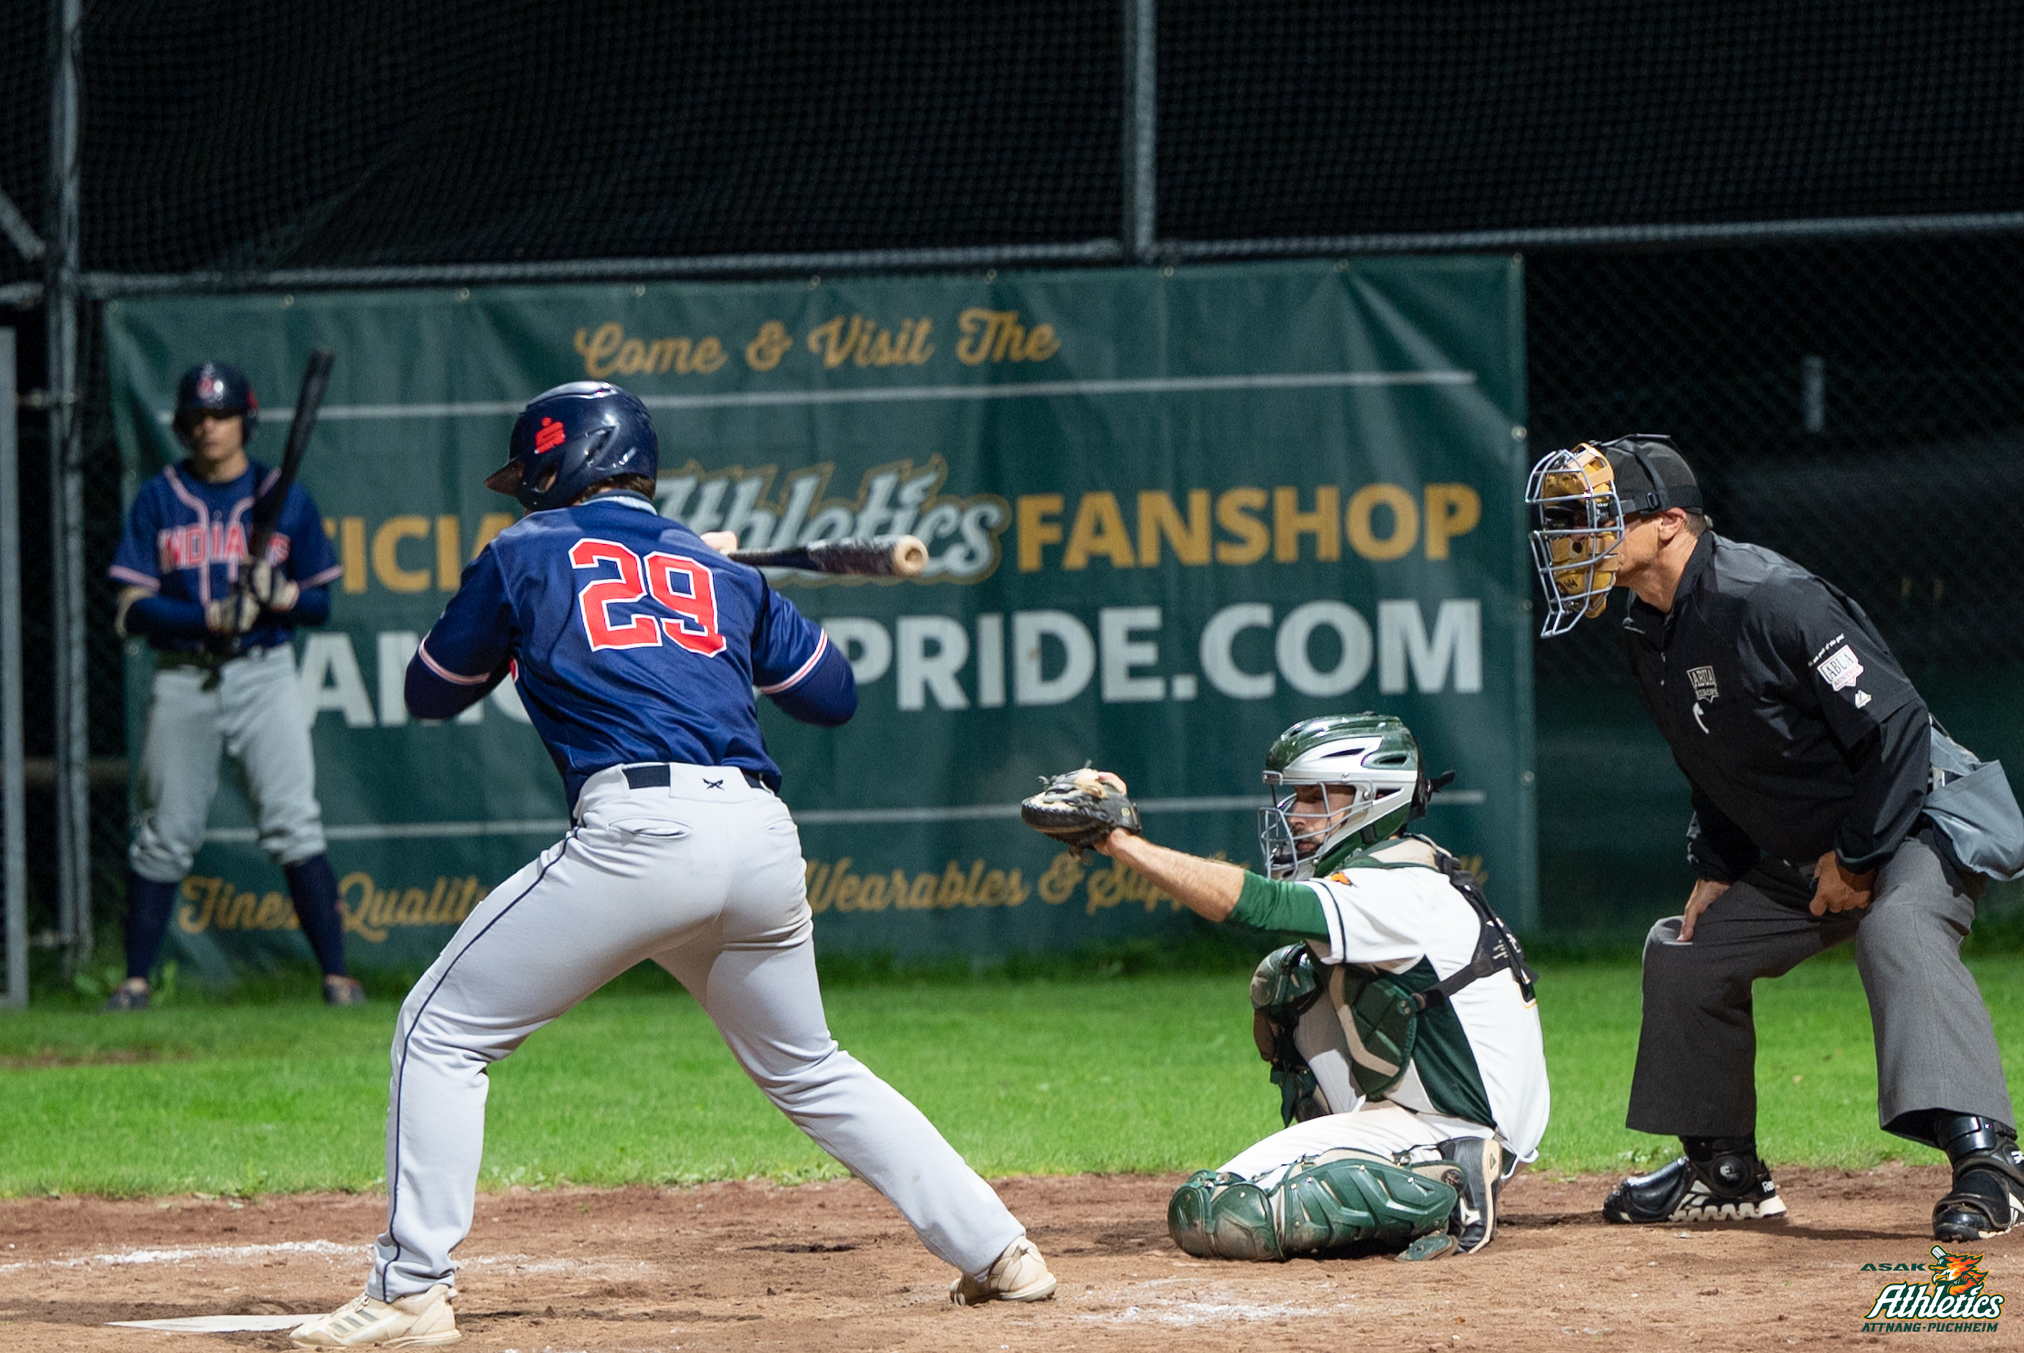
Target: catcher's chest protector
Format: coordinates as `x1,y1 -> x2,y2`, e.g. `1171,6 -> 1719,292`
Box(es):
1262,848 -> 1537,1110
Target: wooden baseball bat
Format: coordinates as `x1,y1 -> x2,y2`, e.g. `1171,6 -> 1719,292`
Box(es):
214,347 -> 336,657
728,534 -> 928,577
245,347 -> 337,565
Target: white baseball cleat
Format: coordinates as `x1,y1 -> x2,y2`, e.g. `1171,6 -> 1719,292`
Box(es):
949,1237 -> 1058,1306
290,1284 -> 459,1348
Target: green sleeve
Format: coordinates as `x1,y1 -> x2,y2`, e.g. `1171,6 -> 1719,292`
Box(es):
1230,872 -> 1330,939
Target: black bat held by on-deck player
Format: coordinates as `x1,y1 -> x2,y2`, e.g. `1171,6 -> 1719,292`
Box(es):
728,534 -> 928,577
245,346 -> 337,564
213,347 -> 336,658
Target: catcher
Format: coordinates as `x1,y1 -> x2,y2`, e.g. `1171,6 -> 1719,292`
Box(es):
1022,714 -> 1550,1261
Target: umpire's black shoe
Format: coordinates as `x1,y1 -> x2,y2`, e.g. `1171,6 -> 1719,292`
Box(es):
1934,1117 -> 2024,1241
1603,1148 -> 1787,1224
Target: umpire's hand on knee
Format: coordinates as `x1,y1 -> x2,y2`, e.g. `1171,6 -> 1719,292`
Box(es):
1808,849 -> 1875,919
1677,877 -> 1733,941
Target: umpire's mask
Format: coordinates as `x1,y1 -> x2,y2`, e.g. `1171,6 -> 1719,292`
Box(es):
1525,434 -> 1706,637
1525,443 -> 1625,637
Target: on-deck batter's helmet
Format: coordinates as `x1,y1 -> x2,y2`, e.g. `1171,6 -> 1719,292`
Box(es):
173,361 -> 259,447
486,381 -> 658,512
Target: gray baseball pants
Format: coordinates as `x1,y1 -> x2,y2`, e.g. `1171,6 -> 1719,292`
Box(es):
369,763 -> 1025,1301
1628,836 -> 2015,1146
130,644 -> 326,881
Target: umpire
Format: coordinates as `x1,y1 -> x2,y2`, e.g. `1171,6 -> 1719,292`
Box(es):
1528,434 -> 2024,1242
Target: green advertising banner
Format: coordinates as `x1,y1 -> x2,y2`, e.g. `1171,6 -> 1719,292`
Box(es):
105,258 -> 1532,981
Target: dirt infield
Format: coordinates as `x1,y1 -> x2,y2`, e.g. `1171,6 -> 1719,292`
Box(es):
1,1165 -> 2014,1351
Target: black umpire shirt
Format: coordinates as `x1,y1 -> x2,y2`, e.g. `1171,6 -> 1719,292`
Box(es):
1620,533 -> 1931,883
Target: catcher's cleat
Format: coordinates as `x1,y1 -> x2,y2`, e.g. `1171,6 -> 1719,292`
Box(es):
1933,1116 -> 2024,1241
324,975 -> 367,1007
1603,1150 -> 1786,1224
290,1284 -> 459,1348
1437,1136 -> 1503,1254
1396,1231 -> 1460,1262
100,979 -> 150,1013
950,1237 -> 1057,1306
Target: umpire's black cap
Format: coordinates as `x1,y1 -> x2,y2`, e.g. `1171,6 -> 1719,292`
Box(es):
1595,434 -> 1702,515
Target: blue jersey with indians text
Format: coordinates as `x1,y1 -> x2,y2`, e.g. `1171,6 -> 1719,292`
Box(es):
110,460 -> 342,652
415,492 -> 831,807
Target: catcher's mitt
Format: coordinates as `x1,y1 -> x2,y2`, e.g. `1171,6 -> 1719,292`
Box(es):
1020,768 -> 1142,855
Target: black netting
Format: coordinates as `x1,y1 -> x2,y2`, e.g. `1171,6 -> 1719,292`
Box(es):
0,5 -> 48,293
78,0 -> 1123,274
1529,238 -> 2024,682
1159,0 -> 2024,242
9,1 -> 2024,967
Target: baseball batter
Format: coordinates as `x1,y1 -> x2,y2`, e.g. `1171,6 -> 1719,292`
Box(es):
291,382 -> 1054,1350
1022,714 -> 1549,1262
105,361 -> 356,1011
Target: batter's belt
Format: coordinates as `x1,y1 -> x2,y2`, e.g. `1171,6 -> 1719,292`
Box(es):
620,762 -> 768,793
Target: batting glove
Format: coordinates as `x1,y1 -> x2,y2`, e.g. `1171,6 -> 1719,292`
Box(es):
205,593 -> 261,635
244,558 -> 300,612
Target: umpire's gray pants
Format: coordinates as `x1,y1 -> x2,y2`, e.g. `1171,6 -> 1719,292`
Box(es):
369,764 -> 1024,1302
129,645 -> 326,882
1628,836 -> 2014,1147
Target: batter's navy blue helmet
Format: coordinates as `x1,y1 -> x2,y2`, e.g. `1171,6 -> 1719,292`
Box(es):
486,381 -> 658,512
173,361 -> 258,447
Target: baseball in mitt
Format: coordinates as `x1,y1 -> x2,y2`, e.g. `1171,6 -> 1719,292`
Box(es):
1020,768 -> 1142,856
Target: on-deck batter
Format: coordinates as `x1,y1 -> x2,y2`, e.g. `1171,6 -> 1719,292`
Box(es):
105,360 -> 357,1010
290,381 -> 1055,1350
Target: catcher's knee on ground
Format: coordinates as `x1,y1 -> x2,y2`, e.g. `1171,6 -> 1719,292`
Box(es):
1167,1150 -> 1457,1261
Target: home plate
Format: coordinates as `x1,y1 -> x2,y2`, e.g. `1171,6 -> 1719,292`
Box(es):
108,1315 -> 310,1332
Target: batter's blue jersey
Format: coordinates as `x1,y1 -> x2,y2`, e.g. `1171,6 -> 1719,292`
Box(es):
110,460 -> 342,652
416,493 -> 830,805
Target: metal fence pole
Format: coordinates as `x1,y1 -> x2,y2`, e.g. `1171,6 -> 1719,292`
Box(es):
49,0 -> 90,974
1122,0 -> 1156,263
1,328 -> 23,1009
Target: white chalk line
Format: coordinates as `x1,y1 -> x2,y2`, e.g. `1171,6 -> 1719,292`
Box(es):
110,1315 -> 313,1332
1087,1277 -> 1345,1326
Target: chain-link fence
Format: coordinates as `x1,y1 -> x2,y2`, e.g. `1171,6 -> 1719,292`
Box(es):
1531,237 -> 2024,684
9,3 -> 2024,992
1156,1 -> 2024,244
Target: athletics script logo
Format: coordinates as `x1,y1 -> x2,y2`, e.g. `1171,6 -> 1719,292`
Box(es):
1859,1246 -> 2005,1333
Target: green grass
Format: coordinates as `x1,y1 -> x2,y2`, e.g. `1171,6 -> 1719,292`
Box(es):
7,956 -> 2024,1197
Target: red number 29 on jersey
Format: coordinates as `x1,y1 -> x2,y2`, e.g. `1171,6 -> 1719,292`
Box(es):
569,538 -> 727,657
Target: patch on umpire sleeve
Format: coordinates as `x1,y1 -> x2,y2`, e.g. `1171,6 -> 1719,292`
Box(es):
1816,644 -> 1864,691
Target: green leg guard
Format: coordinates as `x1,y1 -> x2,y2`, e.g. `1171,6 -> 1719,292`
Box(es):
1276,1149 -> 1459,1254
1168,1152 -> 1458,1262
1168,1170 -> 1284,1261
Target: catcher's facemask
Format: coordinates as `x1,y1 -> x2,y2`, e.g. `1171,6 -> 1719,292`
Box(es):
1525,443 -> 1626,638
1258,772 -> 1417,881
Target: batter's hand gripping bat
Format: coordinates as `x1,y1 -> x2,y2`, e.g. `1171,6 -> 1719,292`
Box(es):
215,347 -> 337,657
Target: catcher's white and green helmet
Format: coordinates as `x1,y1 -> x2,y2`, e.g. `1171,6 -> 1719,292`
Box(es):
1258,713 -> 1425,880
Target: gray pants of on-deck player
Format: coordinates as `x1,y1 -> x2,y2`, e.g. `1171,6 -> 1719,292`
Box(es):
369,763 -> 1024,1302
130,645 -> 326,882
1628,835 -> 2015,1146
